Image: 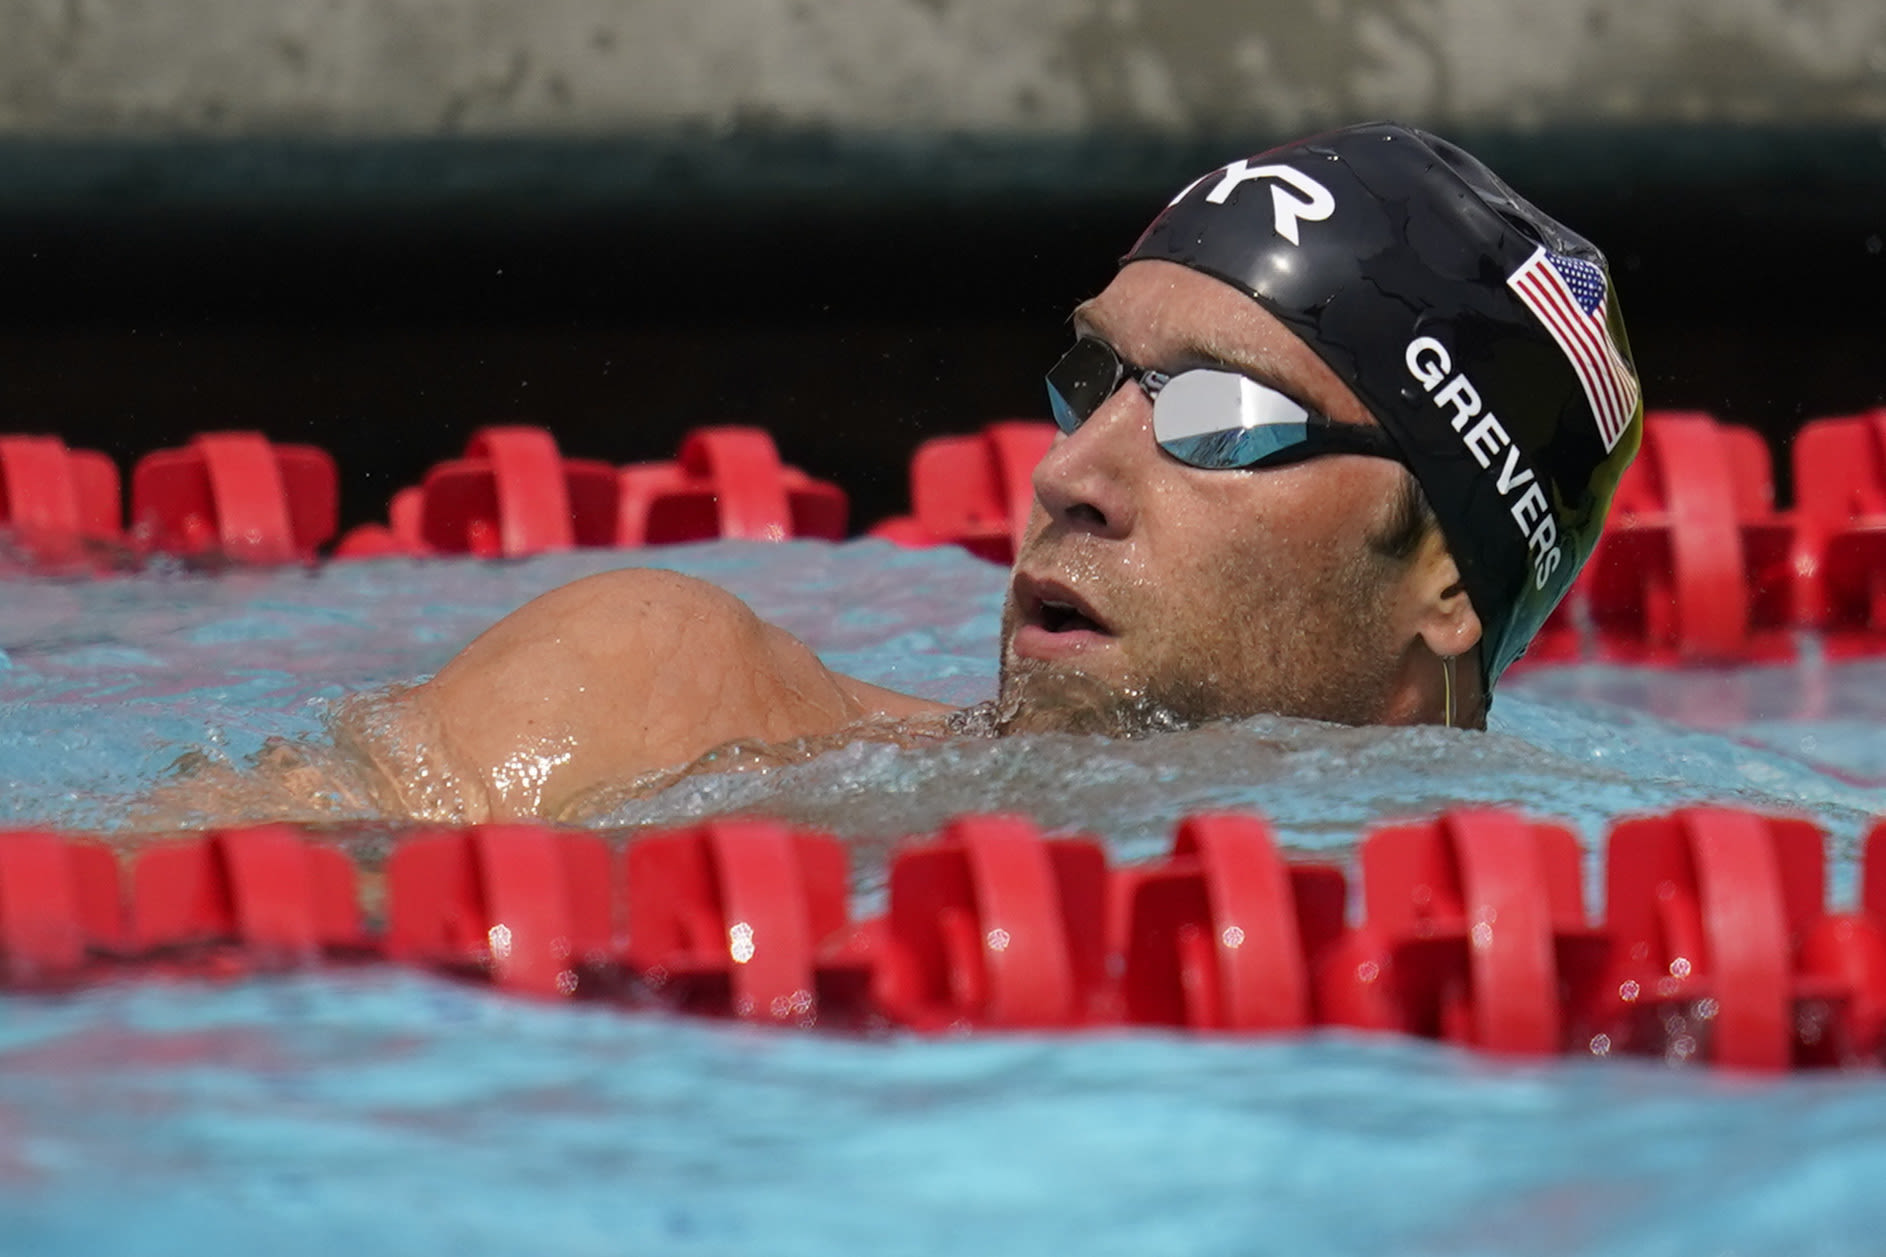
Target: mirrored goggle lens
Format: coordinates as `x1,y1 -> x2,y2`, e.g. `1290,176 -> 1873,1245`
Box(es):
1045,338 -> 1126,434
1150,369 -> 1317,469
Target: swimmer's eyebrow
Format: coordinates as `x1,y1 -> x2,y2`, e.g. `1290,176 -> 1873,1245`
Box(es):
1069,300 -> 1326,415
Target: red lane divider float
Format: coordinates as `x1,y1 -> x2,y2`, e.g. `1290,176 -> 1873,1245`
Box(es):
418,426 -> 621,558
385,824 -> 614,996
1790,410 -> 1886,656
1118,813 -> 1345,1033
338,426 -> 618,559
618,427 -> 847,546
6,807 -> 1886,1073
133,431 -> 338,564
1592,808 -> 1830,1069
337,425 -> 846,558
871,421 -> 1055,565
1582,413 -> 1795,664
1319,811 -> 1607,1056
0,435 -> 123,566
131,825 -> 367,967
873,815 -> 1111,1030
0,830 -> 122,984
623,818 -> 856,1022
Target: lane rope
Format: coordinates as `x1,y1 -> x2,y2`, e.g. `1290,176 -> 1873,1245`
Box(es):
4,807 -> 1885,1072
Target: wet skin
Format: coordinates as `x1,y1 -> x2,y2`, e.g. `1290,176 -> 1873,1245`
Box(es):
360,260 -> 1482,822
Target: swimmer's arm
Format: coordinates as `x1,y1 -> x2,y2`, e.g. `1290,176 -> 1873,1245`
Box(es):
392,568 -> 949,820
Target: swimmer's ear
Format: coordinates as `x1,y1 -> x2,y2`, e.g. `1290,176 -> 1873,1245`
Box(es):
1409,534 -> 1483,659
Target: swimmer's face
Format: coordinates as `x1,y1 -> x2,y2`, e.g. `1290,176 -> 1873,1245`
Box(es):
998,259 -> 1437,733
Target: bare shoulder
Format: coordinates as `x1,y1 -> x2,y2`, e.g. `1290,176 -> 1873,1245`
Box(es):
390,567 -> 946,820
440,567 -> 766,662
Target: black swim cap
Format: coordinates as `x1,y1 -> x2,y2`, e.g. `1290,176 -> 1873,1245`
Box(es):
1124,121 -> 1641,690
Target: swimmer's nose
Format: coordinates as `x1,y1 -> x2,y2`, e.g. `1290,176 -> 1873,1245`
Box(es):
1031,386 -> 1146,539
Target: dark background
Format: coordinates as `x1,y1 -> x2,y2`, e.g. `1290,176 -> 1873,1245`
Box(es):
3,126 -> 1882,533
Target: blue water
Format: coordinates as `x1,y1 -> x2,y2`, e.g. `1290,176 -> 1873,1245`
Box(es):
2,541 -> 1884,1256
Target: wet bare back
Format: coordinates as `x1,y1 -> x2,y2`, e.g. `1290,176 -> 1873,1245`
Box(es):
346,568 -> 951,822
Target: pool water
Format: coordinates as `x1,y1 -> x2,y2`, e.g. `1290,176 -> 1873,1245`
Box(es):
1,540 -> 1884,1256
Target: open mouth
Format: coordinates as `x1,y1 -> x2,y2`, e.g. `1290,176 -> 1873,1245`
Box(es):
1037,598 -> 1106,635
1015,575 -> 1113,638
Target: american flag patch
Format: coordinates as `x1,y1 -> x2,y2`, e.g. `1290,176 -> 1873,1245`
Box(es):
1506,247 -> 1639,453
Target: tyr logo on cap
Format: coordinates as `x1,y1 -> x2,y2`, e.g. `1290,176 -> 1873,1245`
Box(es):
1168,160 -> 1336,246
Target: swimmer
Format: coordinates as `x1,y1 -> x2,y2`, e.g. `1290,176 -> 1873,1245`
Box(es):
156,122 -> 1643,825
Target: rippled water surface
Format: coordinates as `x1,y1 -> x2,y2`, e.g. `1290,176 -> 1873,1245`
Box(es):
1,541 -> 1883,1256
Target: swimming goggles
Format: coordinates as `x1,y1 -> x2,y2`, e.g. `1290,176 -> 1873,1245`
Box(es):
1045,336 -> 1407,471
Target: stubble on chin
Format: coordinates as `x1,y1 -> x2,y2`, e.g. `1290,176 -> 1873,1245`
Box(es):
993,650 -> 1198,738
993,593 -> 1232,737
